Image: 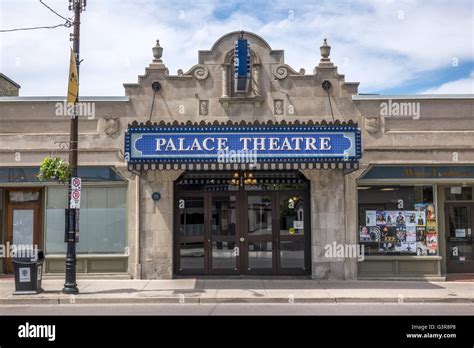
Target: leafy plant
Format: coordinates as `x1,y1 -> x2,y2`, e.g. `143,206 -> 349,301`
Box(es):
37,157 -> 71,183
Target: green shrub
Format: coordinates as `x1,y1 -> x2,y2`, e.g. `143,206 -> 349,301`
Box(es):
37,157 -> 71,183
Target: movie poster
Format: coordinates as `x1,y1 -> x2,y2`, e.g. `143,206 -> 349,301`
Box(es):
406,225 -> 416,242
426,220 -> 437,233
425,204 -> 436,222
369,226 -> 381,242
415,204 -> 426,226
385,211 -> 397,226
427,231 -> 438,255
405,211 -> 417,227
416,226 -> 426,242
395,224 -> 406,252
365,211 -> 377,227
359,226 -> 371,242
417,241 -> 428,256
396,224 -> 407,241
400,242 -> 416,253
376,211 -> 387,226
415,211 -> 426,226
380,226 -> 397,252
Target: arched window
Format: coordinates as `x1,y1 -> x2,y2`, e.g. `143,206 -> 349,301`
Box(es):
222,49 -> 261,98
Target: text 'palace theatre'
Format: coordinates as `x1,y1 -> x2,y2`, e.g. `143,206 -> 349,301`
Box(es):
0,32 -> 473,280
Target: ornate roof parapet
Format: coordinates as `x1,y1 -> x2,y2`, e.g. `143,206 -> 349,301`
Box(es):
148,39 -> 168,72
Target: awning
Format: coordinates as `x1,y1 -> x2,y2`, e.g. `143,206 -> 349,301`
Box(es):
125,120 -> 361,171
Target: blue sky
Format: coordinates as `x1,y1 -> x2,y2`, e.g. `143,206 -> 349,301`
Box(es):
0,0 -> 472,96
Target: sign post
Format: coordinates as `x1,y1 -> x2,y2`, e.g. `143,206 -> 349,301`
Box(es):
70,177 -> 81,209
63,0 -> 86,296
65,177 -> 81,244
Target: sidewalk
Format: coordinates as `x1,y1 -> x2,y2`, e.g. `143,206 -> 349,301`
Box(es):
0,278 -> 473,304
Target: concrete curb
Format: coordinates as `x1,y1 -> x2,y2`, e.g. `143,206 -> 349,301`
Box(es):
0,296 -> 472,305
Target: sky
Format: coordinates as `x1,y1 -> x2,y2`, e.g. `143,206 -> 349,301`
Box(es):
0,0 -> 473,96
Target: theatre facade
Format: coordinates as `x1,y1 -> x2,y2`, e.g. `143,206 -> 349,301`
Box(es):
0,31 -> 473,280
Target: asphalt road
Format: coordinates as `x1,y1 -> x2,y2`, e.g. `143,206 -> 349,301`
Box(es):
0,303 -> 472,315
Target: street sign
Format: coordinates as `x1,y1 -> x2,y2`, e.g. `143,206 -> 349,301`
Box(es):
70,177 -> 81,209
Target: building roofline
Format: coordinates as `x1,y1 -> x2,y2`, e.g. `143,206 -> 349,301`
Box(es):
352,94 -> 474,100
0,73 -> 21,88
0,96 -> 129,102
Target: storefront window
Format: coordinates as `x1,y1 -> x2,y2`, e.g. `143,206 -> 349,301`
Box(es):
46,186 -> 126,254
358,185 -> 437,256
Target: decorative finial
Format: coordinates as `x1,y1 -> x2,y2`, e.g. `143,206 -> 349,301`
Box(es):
152,40 -> 163,63
320,38 -> 331,62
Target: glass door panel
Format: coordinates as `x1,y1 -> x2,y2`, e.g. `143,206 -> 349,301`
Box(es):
248,241 -> 273,270
12,209 -> 34,245
279,195 -> 306,272
177,197 -> 206,273
247,195 -> 272,237
246,194 -> 274,274
211,195 -> 239,273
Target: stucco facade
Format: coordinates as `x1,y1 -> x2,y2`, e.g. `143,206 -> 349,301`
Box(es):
0,31 -> 473,279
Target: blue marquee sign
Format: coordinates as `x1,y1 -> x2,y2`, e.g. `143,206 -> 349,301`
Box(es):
234,37 -> 251,93
125,124 -> 361,165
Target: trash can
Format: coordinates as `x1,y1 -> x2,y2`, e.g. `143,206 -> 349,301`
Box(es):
12,249 -> 45,295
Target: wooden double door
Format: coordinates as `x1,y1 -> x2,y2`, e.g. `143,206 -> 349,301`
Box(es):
174,189 -> 310,276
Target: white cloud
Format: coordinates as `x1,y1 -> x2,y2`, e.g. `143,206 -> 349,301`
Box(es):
422,71 -> 474,94
0,0 -> 472,96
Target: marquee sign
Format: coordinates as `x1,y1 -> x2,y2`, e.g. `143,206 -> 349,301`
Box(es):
125,121 -> 361,171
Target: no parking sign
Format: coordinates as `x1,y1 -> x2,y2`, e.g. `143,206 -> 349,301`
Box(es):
70,177 -> 81,209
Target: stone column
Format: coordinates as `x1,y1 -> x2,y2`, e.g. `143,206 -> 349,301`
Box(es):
252,64 -> 261,96
140,170 -> 183,279
302,169 -> 346,280
344,169 -> 364,280
221,65 -> 229,97
115,166 -> 141,279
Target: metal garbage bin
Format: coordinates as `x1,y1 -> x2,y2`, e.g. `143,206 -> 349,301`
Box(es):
12,249 -> 45,295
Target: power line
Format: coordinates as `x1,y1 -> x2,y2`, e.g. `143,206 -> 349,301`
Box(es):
0,0 -> 72,33
0,23 -> 71,33
39,0 -> 72,23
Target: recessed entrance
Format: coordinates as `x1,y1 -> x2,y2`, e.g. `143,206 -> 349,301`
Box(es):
3,188 -> 43,273
445,202 -> 474,273
174,171 -> 311,275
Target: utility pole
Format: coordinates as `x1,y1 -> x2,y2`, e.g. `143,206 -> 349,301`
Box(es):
63,0 -> 86,295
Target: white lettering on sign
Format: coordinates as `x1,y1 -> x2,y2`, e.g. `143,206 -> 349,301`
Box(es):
154,136 -> 336,153
156,137 -> 231,152
305,138 -> 317,150
320,137 -> 332,150
216,138 -> 228,151
203,138 -> 215,151
238,137 -> 333,151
